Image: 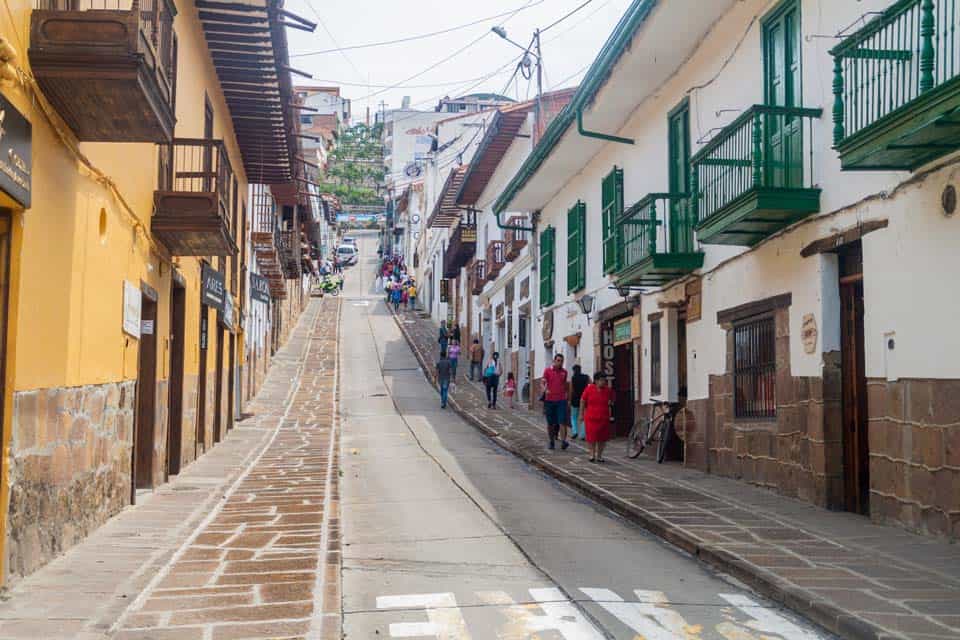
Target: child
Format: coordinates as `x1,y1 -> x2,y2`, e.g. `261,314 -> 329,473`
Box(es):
447,339 -> 461,383
504,372 -> 517,409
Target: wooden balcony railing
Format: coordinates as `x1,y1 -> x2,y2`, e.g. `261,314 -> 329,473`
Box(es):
30,0 -> 177,142
153,138 -> 237,256
485,240 -> 505,281
831,0 -> 960,169
443,222 -> 477,278
504,218 -> 528,261
691,105 -> 822,245
470,260 -> 486,295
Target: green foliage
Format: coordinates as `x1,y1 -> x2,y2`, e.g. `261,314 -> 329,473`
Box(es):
324,123 -> 386,206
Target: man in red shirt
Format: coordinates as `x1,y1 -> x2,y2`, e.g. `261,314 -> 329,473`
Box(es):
541,353 -> 569,450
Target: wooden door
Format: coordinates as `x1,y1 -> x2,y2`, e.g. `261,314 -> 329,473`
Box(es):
213,324 -> 225,443
227,333 -> 235,432
167,280 -> 186,477
840,242 -> 869,514
134,290 -> 158,489
668,101 -> 693,252
763,0 -> 802,189
197,307 -> 208,454
612,343 -> 634,438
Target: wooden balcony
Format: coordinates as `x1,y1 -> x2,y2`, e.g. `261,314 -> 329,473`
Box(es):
485,240 -> 505,281
443,223 -> 476,278
504,218 -> 528,261
152,139 -> 236,256
469,260 -> 486,295
831,0 -> 960,170
615,193 -> 704,287
277,229 -> 300,280
29,0 -> 177,142
692,105 -> 822,246
250,184 -> 284,298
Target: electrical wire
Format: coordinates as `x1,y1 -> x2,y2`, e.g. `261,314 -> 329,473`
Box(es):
291,0 -> 548,58
303,0 -> 365,81
540,0 -> 596,33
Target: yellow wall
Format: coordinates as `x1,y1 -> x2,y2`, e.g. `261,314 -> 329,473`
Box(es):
0,0 -> 250,392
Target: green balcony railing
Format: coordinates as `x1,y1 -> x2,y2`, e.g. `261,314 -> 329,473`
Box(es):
691,104 -> 821,230
831,0 -> 960,169
618,193 -> 696,268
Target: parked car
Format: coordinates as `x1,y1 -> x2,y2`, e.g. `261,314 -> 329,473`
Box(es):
342,236 -> 357,247
336,244 -> 358,266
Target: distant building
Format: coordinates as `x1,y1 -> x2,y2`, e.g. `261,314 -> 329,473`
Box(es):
294,86 -> 352,149
435,93 -> 514,114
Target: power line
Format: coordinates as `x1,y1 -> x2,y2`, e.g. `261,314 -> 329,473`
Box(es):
540,0 -> 597,32
302,0 -> 365,82
291,0 -> 548,58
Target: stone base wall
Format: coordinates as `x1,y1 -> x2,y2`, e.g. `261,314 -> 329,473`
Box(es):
867,378 -> 960,539
151,380 -> 169,487
180,373 -> 199,469
6,380 -> 136,581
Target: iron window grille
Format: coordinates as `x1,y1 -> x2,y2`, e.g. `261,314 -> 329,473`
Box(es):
734,315 -> 776,419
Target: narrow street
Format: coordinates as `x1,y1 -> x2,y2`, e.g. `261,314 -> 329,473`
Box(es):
338,232 -> 830,639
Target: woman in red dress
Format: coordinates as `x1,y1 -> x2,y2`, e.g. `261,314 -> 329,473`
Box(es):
581,372 -> 615,462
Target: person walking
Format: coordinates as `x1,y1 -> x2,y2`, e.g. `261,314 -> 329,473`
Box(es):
407,281 -> 417,310
451,323 -> 461,344
581,372 -> 615,462
436,350 -> 452,409
483,352 -> 502,409
504,372 -> 517,409
569,364 -> 590,440
391,284 -> 402,312
469,339 -> 484,381
541,354 -> 570,450
438,321 -> 449,355
447,339 -> 461,383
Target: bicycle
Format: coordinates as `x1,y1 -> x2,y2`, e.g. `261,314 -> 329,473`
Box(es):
626,401 -> 680,463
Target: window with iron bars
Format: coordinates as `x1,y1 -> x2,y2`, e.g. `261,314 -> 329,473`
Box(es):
734,315 -> 776,419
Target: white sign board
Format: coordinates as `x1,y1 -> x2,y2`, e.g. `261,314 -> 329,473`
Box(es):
123,281 -> 141,339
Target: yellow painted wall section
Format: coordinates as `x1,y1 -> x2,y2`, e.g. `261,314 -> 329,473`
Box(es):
0,0 -> 250,392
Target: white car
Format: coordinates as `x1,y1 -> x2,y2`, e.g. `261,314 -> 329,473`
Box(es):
342,236 -> 357,247
336,244 -> 358,266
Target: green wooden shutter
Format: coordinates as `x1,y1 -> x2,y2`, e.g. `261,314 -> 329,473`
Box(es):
539,227 -> 555,307
567,201 -> 586,293
602,168 -> 623,273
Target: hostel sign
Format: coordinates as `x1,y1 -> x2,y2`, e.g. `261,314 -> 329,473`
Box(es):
0,95 -> 30,208
250,272 -> 271,304
201,263 -> 225,312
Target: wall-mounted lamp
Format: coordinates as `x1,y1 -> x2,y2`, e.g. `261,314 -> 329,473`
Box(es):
577,294 -> 595,317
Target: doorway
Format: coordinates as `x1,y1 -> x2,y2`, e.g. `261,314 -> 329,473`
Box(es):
134,286 -> 158,489
0,215 -> 13,514
227,332 -> 235,432
197,307 -> 208,455
612,342 -> 634,438
166,279 -> 186,477
839,242 -> 869,514
213,322 -> 225,443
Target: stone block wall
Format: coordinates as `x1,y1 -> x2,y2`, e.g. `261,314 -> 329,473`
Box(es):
6,380 -> 136,581
867,378 -> 960,539
180,374 -> 199,469
151,380 -> 169,487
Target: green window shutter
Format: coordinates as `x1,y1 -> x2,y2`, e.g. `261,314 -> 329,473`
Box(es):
539,227 -> 555,307
567,201 -> 586,293
601,168 -> 623,273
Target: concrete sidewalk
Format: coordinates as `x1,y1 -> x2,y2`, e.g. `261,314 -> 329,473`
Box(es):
394,308 -> 960,640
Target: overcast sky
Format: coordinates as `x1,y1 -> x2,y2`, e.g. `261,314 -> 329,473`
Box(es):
283,0 -> 633,119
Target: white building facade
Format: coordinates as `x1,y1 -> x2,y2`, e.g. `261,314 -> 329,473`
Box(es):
494,0 -> 960,540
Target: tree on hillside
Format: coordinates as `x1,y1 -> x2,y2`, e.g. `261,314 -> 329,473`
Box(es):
321,123 -> 385,207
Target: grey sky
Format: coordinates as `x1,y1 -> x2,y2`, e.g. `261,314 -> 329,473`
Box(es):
283,0 -> 633,119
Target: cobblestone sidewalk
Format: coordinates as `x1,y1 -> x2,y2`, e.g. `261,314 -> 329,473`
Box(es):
0,298 -> 341,640
395,307 -> 960,640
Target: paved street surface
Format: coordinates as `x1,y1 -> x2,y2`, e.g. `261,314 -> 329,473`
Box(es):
338,232 -> 835,639
387,240 -> 960,638
0,297 -> 340,640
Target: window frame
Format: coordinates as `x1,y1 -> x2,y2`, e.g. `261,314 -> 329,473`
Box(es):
601,168 -> 623,273
650,319 -> 662,397
539,226 -> 556,308
733,313 -> 777,420
567,201 -> 586,294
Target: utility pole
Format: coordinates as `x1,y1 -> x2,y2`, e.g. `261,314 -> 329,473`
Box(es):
534,28 -> 543,144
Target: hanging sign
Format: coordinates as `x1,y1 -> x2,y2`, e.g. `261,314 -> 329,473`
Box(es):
200,314 -> 208,350
122,280 -> 141,339
613,317 -> 633,345
600,321 -> 616,377
140,319 -> 154,335
250,272 -> 271,304
0,96 -> 32,209
201,263 -> 225,311
222,294 -> 235,331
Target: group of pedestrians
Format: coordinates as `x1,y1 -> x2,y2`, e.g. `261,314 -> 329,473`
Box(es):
540,354 -> 614,463
379,256 -> 417,313
434,322 -> 519,411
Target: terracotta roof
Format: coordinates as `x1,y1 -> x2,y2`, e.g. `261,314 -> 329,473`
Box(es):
427,166 -> 468,228
457,88 -> 577,206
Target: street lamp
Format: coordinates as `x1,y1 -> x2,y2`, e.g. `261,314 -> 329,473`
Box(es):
491,25 -> 543,140
577,294 -> 595,319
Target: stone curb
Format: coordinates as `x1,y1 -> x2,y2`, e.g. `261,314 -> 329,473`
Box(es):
391,310 -> 892,640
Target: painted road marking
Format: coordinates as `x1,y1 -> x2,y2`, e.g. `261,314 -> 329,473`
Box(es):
376,592 -> 472,639
373,589 -> 831,639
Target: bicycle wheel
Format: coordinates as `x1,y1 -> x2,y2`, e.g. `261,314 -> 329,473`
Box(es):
626,421 -> 645,458
657,416 -> 675,464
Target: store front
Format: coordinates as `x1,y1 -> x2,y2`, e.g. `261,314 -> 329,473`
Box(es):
597,301 -> 638,438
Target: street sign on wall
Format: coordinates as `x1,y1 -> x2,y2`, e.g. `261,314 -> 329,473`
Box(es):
201,263 -> 226,312
250,272 -> 271,304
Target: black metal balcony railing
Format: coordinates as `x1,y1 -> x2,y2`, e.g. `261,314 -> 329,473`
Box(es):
692,105 -> 821,227
831,0 -> 960,169
250,183 -> 276,235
